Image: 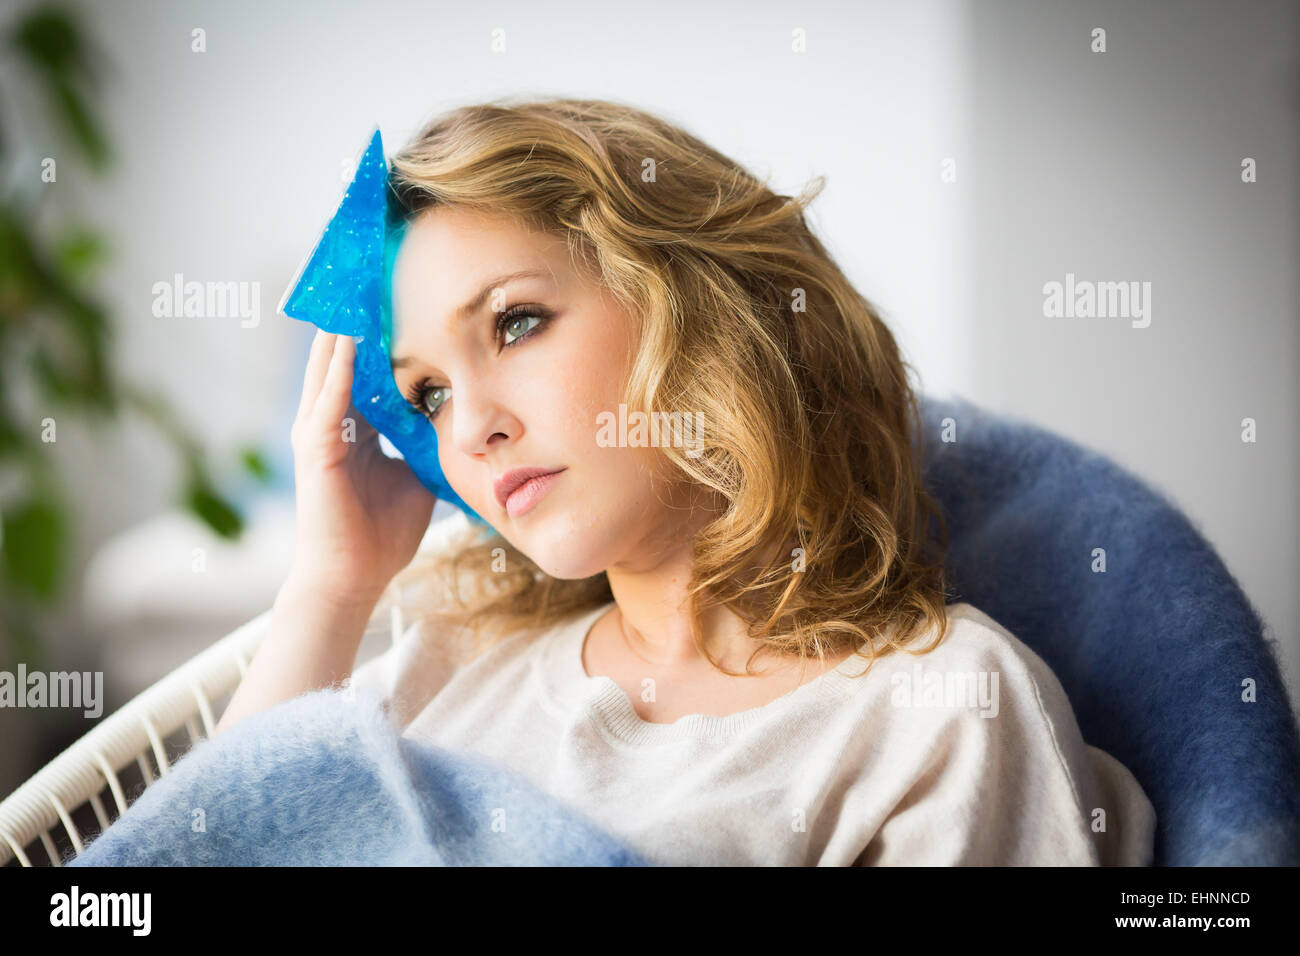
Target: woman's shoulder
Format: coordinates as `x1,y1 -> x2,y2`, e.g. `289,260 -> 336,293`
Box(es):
879,601 -> 1074,700
357,600 -> 599,681
911,603 -> 1090,731
861,601 -> 1099,796
346,605 -> 553,730
918,600 -> 1043,658
845,602 -> 1155,864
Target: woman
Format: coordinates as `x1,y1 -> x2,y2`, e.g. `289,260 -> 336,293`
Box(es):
217,96 -> 1156,866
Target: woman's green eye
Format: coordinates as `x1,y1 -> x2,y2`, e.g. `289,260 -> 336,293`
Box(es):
423,386 -> 448,416
502,312 -> 541,345
496,305 -> 552,349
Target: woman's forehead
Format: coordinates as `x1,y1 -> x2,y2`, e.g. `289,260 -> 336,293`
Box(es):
397,211 -> 568,281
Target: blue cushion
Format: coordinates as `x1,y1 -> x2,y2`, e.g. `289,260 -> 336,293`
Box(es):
917,394 -> 1300,865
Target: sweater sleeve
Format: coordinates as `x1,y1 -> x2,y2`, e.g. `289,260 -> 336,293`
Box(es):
852,625 -> 1156,866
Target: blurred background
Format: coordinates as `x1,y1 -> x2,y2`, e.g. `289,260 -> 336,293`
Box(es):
0,0 -> 1296,799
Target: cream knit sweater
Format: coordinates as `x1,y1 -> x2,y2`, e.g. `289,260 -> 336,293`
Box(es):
349,600 -> 1157,866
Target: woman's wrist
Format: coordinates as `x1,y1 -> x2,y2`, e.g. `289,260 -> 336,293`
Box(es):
279,564 -> 387,615
215,566 -> 383,737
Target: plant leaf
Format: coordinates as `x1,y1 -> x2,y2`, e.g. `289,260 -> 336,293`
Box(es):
185,478 -> 244,540
10,7 -> 112,171
1,497 -> 66,601
240,446 -> 273,483
54,228 -> 109,278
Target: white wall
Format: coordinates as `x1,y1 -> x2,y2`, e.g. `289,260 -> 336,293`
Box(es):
960,0 -> 1300,718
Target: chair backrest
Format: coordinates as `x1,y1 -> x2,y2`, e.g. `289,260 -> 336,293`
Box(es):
916,393 -> 1300,865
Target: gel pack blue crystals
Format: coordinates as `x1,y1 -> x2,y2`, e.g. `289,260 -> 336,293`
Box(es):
279,127 -> 486,526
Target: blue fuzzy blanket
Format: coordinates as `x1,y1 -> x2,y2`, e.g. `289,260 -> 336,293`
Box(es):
66,687 -> 650,867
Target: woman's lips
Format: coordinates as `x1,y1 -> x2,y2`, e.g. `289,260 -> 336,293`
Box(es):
505,469 -> 565,518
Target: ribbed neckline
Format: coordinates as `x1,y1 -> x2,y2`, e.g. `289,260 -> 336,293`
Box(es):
533,600 -> 882,746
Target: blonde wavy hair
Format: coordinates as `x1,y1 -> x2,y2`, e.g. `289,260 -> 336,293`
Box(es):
377,94 -> 952,678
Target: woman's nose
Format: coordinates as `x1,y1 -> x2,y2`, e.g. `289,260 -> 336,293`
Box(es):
450,379 -> 517,458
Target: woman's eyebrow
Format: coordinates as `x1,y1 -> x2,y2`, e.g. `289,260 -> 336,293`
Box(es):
391,267 -> 552,370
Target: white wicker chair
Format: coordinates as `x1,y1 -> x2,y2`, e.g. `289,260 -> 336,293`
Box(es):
0,607 -> 263,866
0,599 -> 412,867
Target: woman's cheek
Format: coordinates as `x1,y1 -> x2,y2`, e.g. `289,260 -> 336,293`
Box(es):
436,441 -> 474,512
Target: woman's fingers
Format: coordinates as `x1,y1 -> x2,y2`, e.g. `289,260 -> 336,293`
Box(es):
297,329 -> 335,423
295,333 -> 379,459
310,333 -> 357,435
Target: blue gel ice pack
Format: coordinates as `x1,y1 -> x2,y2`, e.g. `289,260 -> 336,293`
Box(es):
279,127 -> 486,526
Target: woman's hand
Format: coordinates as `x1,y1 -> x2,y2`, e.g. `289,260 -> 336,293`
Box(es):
286,329 -> 438,607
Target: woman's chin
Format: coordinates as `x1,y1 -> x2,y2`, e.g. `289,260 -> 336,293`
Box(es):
530,551 -> 606,581
513,525 -> 608,580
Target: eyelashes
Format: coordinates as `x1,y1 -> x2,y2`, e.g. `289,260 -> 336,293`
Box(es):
401,304 -> 552,423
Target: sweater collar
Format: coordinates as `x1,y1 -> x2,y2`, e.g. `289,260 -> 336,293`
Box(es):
533,600 -> 873,746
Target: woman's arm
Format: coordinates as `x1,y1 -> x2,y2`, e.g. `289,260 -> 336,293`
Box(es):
212,330 -> 436,736
213,571 -> 380,737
